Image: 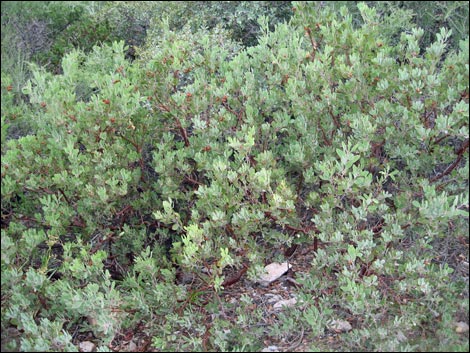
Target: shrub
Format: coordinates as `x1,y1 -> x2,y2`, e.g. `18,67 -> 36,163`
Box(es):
127,1 -> 293,47
320,1 -> 469,51
1,2 -> 468,351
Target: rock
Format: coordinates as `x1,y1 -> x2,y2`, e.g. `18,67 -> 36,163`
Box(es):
261,345 -> 280,352
329,319 -> 352,333
86,315 -> 97,326
128,340 -> 137,351
396,330 -> 407,343
176,269 -> 196,284
79,341 -> 96,352
257,262 -> 292,286
273,297 -> 297,310
455,321 -> 469,333
264,293 -> 283,304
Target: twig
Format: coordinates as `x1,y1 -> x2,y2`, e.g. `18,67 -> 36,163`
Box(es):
175,117 -> 190,147
328,105 -> 341,129
154,95 -> 190,147
305,27 -> 318,62
317,119 -> 332,146
221,263 -> 249,288
184,175 -> 203,186
286,326 -> 305,351
430,139 -> 468,182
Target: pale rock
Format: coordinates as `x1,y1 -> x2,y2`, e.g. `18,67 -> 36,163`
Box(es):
86,315 -> 97,326
396,330 -> 407,342
273,297 -> 297,310
261,345 -> 280,352
257,262 -> 292,286
128,340 -> 137,351
264,293 -> 283,304
79,341 -> 96,352
329,319 -> 352,332
455,321 -> 469,333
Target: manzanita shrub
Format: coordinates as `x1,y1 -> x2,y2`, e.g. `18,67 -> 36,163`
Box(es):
1,2 -> 468,351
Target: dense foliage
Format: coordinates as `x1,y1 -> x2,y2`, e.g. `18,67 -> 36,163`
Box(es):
1,1 -> 469,351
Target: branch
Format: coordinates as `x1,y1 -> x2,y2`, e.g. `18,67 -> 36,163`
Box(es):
175,117 -> 190,147
116,131 -> 141,152
184,175 -> 203,186
221,264 -> 249,287
264,211 -> 319,234
58,188 -> 71,205
317,120 -> 332,146
305,26 -> 318,62
430,139 -> 469,183
222,101 -> 244,126
154,95 -> 190,147
328,106 -> 341,129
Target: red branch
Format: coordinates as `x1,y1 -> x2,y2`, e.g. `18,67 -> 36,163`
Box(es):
264,211 -> 319,234
222,101 -> 244,126
184,175 -> 203,186
155,97 -> 190,147
221,263 -> 249,288
317,120 -> 332,146
328,106 -> 341,129
175,118 -> 190,147
430,139 -> 469,183
305,27 -> 318,62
